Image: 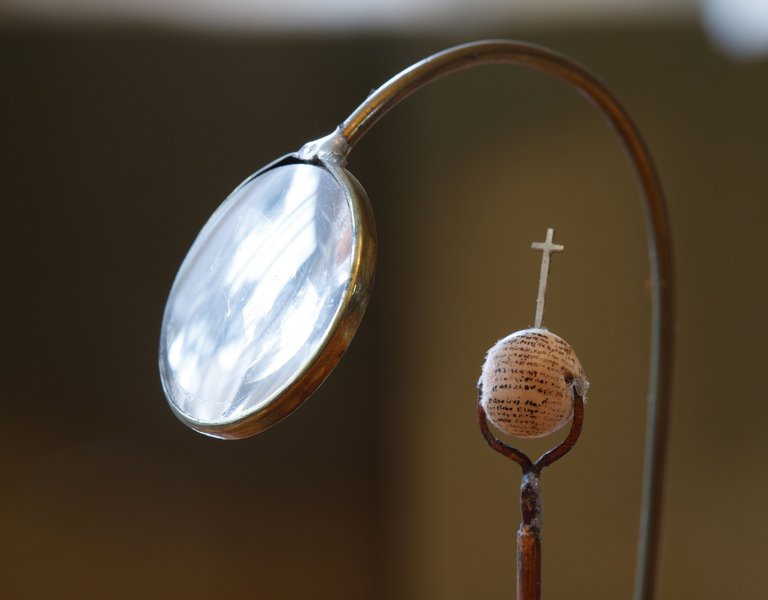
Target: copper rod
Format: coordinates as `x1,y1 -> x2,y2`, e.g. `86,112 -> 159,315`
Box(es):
518,472 -> 543,600
338,40 -> 674,600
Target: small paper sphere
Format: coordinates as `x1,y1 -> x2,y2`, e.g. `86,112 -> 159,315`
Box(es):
479,328 -> 588,439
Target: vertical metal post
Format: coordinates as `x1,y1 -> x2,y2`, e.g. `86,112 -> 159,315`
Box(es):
518,472 -> 543,600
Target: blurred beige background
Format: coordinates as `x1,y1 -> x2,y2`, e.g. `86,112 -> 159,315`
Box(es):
1,3 -> 767,599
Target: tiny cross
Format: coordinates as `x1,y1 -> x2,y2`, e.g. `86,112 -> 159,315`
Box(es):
531,228 -> 564,329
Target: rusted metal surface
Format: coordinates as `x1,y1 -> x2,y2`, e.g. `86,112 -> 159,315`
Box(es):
478,385 -> 584,600
518,503 -> 542,600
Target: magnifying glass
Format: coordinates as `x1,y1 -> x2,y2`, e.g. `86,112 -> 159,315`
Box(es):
158,39 -> 673,600
159,154 -> 376,439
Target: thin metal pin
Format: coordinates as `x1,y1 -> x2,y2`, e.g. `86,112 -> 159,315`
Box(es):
531,228 -> 564,329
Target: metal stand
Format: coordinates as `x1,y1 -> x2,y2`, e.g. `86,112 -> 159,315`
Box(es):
478,385 -> 585,600
302,40 -> 674,599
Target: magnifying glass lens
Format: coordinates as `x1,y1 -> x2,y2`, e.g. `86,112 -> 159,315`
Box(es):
159,161 -> 374,438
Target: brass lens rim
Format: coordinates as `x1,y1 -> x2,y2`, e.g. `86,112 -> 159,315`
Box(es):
163,153 -> 377,440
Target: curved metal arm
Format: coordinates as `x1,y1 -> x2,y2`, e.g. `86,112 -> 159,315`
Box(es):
477,386 -> 534,473
476,383 -> 585,476
313,40 -> 674,600
534,388 -> 585,473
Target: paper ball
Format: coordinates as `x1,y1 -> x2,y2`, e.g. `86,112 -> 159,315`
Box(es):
479,328 -> 588,438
